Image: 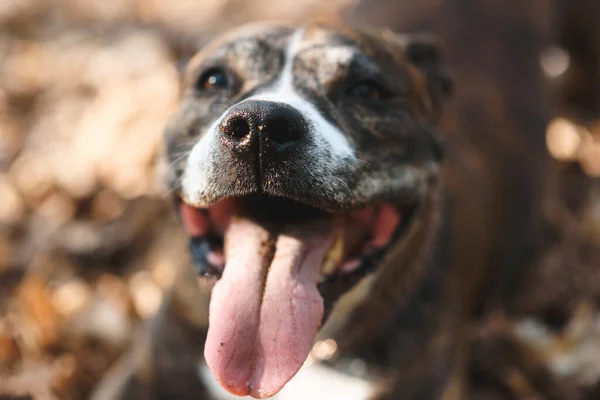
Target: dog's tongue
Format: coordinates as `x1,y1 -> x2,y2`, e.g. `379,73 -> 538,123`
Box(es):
204,216 -> 331,398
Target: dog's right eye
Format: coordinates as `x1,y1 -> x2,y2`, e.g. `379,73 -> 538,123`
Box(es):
196,68 -> 229,93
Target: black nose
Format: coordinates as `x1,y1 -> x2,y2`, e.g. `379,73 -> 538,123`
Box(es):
218,100 -> 307,151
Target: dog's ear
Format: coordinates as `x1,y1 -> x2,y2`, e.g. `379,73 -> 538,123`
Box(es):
381,31 -> 452,120
384,32 -> 453,101
403,34 -> 453,99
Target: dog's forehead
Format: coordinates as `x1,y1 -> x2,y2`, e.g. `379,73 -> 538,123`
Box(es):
224,23 -> 364,49
302,25 -> 373,49
188,23 -> 400,71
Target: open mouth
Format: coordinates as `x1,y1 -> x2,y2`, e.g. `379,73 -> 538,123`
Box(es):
177,193 -> 411,398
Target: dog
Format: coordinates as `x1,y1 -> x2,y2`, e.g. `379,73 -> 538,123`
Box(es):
89,22 -> 457,400
90,1 -> 600,397
168,22 -> 455,399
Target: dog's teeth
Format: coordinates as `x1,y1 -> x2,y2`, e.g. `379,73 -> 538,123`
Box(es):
320,230 -> 344,277
340,259 -> 361,273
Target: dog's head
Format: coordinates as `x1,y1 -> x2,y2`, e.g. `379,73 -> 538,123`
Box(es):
164,22 -> 451,398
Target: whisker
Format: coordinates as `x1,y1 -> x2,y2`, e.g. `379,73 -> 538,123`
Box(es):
169,150 -> 192,167
162,174 -> 184,199
160,150 -> 191,199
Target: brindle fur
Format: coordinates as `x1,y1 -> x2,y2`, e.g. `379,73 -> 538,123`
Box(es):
350,0 -> 599,399
91,1 -> 599,399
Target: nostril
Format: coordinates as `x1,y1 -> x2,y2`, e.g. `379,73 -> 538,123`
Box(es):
219,114 -> 250,141
265,117 -> 304,145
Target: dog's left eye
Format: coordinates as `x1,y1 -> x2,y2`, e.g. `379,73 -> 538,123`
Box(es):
346,80 -> 385,100
196,68 -> 229,92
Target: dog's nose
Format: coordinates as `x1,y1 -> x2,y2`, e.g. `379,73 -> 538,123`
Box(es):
218,100 -> 307,150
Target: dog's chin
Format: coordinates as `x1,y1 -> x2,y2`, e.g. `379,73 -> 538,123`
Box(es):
176,191 -> 415,398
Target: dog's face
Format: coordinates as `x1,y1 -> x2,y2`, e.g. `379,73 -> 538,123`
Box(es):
164,22 -> 450,398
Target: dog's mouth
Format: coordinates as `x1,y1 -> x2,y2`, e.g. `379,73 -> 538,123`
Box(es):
178,194 -> 411,398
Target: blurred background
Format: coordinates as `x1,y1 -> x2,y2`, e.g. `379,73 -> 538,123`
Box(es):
0,0 -> 599,399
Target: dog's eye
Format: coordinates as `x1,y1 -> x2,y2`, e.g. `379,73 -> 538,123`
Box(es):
347,80 -> 385,100
196,68 -> 229,92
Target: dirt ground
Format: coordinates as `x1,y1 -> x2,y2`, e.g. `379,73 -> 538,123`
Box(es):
0,0 -> 598,399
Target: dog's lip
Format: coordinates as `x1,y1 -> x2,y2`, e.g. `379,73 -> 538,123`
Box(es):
317,202 -> 416,319
179,193 -> 333,212
176,191 -> 412,281
177,192 -> 219,210
177,190 -> 394,214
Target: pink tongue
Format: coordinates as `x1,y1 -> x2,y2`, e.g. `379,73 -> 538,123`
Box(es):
204,217 -> 331,398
